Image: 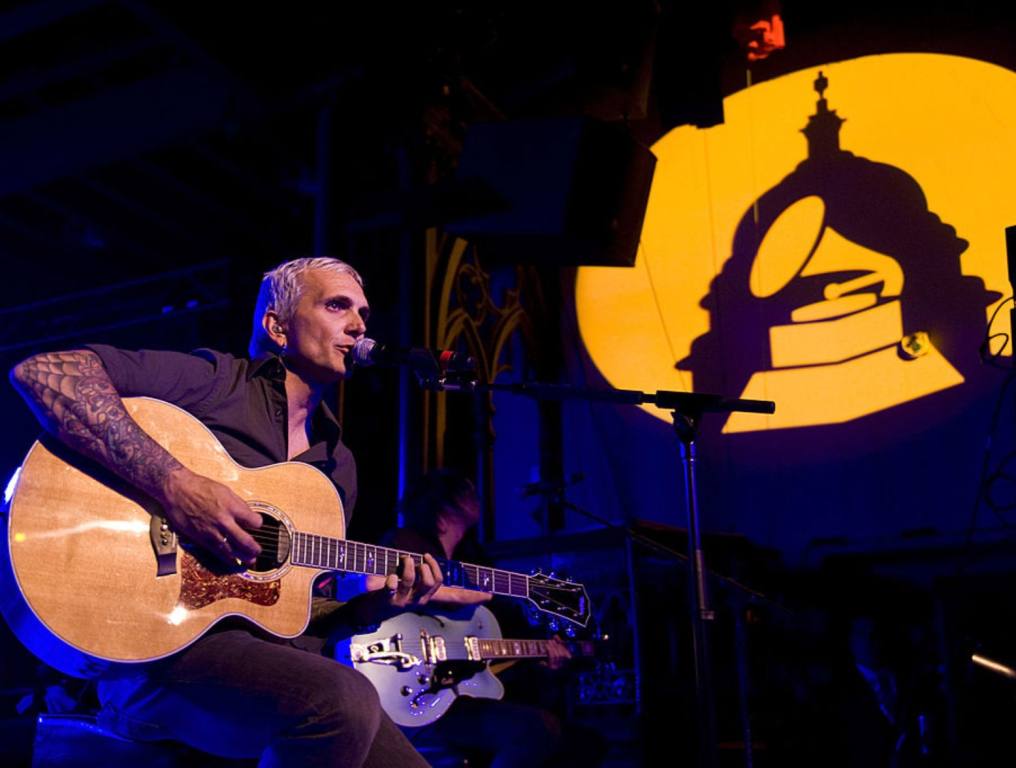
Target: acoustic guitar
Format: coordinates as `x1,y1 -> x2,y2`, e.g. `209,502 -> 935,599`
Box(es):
0,397 -> 590,678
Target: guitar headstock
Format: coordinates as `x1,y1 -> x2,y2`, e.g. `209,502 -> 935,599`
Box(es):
526,571 -> 591,627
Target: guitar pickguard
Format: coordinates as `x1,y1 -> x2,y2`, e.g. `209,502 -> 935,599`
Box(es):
178,552 -> 281,609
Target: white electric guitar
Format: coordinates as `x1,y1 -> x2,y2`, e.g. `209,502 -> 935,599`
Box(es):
335,605 -> 596,727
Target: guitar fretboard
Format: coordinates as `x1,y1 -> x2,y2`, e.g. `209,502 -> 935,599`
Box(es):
291,532 -> 530,598
477,638 -> 550,659
476,638 -> 597,660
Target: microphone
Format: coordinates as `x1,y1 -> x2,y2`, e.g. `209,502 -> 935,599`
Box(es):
351,337 -> 476,373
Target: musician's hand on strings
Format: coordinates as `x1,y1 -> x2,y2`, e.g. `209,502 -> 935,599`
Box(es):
367,571 -> 492,606
160,466 -> 262,566
544,635 -> 572,671
430,587 -> 494,605
384,554 -> 443,608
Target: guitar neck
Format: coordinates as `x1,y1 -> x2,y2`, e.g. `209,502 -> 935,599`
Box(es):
474,637 -> 597,661
291,532 -> 529,599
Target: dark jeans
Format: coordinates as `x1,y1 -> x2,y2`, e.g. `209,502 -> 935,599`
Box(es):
406,696 -> 562,768
96,629 -> 430,768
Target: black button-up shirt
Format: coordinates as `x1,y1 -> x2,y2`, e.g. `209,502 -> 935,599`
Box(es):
86,344 -> 357,524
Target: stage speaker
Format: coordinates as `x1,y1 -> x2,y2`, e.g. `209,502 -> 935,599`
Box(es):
446,117 -> 656,267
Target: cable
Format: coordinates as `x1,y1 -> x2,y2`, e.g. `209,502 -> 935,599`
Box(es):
638,238 -> 689,391
967,369 -> 1016,538
978,295 -> 1014,369
964,296 -> 1016,549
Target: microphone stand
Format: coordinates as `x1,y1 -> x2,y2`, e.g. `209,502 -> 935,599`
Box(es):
551,492 -> 771,768
414,367 -> 775,768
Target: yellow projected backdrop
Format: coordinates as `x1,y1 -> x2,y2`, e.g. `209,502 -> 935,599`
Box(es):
576,54 -> 1015,433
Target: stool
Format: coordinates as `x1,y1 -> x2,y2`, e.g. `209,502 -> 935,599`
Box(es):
31,714 -> 253,768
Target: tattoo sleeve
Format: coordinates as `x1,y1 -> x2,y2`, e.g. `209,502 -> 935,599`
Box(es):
10,350 -> 183,500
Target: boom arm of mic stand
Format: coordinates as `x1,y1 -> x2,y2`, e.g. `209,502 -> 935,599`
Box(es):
442,379 -> 776,415
556,499 -> 769,605
457,379 -> 772,414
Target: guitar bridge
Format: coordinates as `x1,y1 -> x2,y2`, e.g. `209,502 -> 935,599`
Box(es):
150,514 -> 177,576
350,634 -> 421,671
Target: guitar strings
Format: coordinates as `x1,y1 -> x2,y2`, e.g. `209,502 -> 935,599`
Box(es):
350,640 -> 549,654
230,529 -> 537,574
346,642 -> 554,660
230,528 -> 422,557
225,530 -> 500,573
200,531 -> 569,604
224,529 -> 556,584
203,530 -> 436,574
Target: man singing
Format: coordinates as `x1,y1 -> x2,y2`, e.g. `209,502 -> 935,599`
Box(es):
11,257 -> 439,767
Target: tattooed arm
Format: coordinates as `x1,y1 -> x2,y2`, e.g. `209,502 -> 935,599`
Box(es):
10,350 -> 261,564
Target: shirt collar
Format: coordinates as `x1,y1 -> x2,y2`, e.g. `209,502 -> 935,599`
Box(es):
247,353 -> 343,441
247,352 -> 287,382
314,397 -> 343,442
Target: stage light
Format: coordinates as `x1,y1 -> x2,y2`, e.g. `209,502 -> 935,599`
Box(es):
972,652 -> 1016,680
733,2 -> 786,61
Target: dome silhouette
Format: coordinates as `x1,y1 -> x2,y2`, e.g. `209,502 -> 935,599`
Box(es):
679,71 -> 999,428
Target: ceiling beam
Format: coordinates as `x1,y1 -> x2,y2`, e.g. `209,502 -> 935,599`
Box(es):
0,67 -> 256,197
0,37 -> 159,104
0,0 -> 109,44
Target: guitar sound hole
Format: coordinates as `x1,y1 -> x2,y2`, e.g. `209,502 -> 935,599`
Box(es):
248,512 -> 292,573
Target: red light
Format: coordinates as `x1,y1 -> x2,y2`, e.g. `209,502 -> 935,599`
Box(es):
733,12 -> 786,61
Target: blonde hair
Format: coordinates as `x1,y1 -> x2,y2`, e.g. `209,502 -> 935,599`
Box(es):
248,257 -> 364,357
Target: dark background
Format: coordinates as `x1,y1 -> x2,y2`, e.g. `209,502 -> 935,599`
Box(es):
5,2 -> 1016,766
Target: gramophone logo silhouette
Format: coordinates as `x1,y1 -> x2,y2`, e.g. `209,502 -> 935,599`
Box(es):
679,71 -> 998,432
575,55 -> 1014,437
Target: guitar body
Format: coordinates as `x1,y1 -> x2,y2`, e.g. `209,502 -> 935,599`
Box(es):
0,397 -> 343,678
336,605 -> 506,728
